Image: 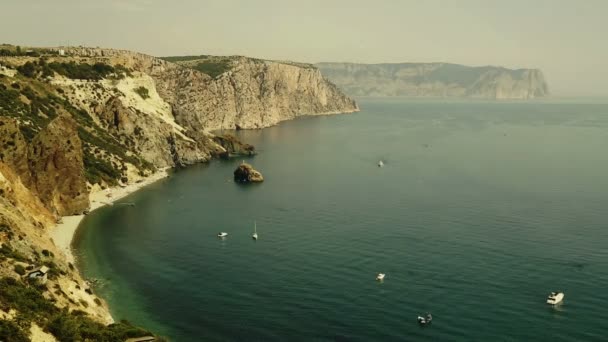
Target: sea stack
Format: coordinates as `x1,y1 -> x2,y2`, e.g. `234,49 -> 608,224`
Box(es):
234,162 -> 264,183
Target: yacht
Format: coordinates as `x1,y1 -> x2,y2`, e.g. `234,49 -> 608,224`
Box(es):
217,232 -> 228,238
378,160 -> 384,167
417,313 -> 432,325
546,292 -> 564,305
376,273 -> 385,281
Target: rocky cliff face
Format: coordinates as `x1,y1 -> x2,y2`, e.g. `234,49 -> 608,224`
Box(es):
152,57 -> 359,131
0,116 -> 88,216
29,115 -> 89,216
316,62 -> 549,99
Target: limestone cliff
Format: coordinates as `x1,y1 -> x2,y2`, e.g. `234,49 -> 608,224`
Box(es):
154,56 -> 359,131
316,62 -> 549,99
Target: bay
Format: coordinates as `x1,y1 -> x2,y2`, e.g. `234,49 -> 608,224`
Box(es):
74,98 -> 608,341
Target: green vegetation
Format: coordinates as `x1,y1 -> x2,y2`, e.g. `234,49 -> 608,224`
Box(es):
0,244 -> 29,263
13,264 -> 26,276
0,319 -> 29,342
17,60 -> 121,80
0,277 -> 155,341
83,149 -> 121,186
49,62 -> 115,80
133,86 -> 149,100
160,54 -> 212,62
191,61 -> 232,78
160,55 -> 233,78
0,83 -> 29,118
0,46 -> 59,57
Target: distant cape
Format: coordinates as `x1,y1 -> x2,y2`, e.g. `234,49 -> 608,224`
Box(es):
315,62 -> 549,99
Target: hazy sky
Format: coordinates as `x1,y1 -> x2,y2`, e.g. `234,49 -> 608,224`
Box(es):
1,0 -> 607,96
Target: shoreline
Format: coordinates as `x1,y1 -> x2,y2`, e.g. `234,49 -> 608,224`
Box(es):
50,168 -> 170,264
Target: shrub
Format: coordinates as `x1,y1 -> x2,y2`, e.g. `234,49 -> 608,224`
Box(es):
13,264 -> 26,276
133,86 -> 149,100
17,62 -> 37,78
0,245 -> 29,263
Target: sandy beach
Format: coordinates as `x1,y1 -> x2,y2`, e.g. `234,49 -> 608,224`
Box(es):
50,168 -> 170,264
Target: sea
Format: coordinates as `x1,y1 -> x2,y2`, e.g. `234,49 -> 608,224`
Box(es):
74,98 -> 608,341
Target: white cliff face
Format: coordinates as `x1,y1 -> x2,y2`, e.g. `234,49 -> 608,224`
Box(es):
152,57 -> 359,131
316,62 -> 549,99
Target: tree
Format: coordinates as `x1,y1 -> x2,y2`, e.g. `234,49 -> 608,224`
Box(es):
17,62 -> 37,78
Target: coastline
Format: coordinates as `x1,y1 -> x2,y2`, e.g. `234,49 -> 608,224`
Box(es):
50,168 -> 170,264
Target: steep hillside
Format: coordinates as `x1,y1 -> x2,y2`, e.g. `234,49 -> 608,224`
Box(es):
316,62 -> 549,99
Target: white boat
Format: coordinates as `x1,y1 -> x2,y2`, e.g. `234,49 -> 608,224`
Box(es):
417,313 -> 432,325
376,273 -> 385,281
217,232 -> 228,238
546,291 -> 564,305
252,221 -> 258,240
378,160 -> 384,167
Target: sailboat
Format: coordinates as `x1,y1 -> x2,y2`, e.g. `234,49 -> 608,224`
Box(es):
252,221 -> 258,240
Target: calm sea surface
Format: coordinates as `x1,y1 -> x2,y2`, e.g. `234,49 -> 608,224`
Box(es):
74,98 -> 608,341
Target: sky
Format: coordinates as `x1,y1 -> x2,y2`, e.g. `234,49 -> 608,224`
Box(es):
1,0 -> 607,96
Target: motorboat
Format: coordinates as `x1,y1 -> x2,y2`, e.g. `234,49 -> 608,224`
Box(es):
417,313 -> 432,325
252,221 -> 258,240
378,160 -> 384,167
376,273 -> 385,281
546,292 -> 564,305
217,232 -> 228,238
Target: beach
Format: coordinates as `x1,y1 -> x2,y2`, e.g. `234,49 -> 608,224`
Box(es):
50,168 -> 170,264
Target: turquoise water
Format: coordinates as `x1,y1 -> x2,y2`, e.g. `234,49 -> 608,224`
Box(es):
74,98 -> 608,341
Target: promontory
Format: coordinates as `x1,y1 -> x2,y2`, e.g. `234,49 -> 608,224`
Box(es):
316,62 -> 549,99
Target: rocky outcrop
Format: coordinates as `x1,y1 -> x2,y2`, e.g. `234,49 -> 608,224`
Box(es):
28,115 -> 89,216
316,62 -> 549,99
234,162 -> 264,183
213,134 -> 256,159
0,118 -> 31,186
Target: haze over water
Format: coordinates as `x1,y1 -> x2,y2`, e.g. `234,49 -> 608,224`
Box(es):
74,98 -> 608,341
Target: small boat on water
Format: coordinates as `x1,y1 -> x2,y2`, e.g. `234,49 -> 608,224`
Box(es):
217,232 -> 228,238
378,160 -> 384,167
252,221 -> 258,240
417,313 -> 432,325
547,291 -> 564,305
376,273 -> 385,281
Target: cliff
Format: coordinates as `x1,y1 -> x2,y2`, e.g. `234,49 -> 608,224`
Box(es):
0,46 -> 356,340
155,56 -> 359,131
315,62 -> 549,99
